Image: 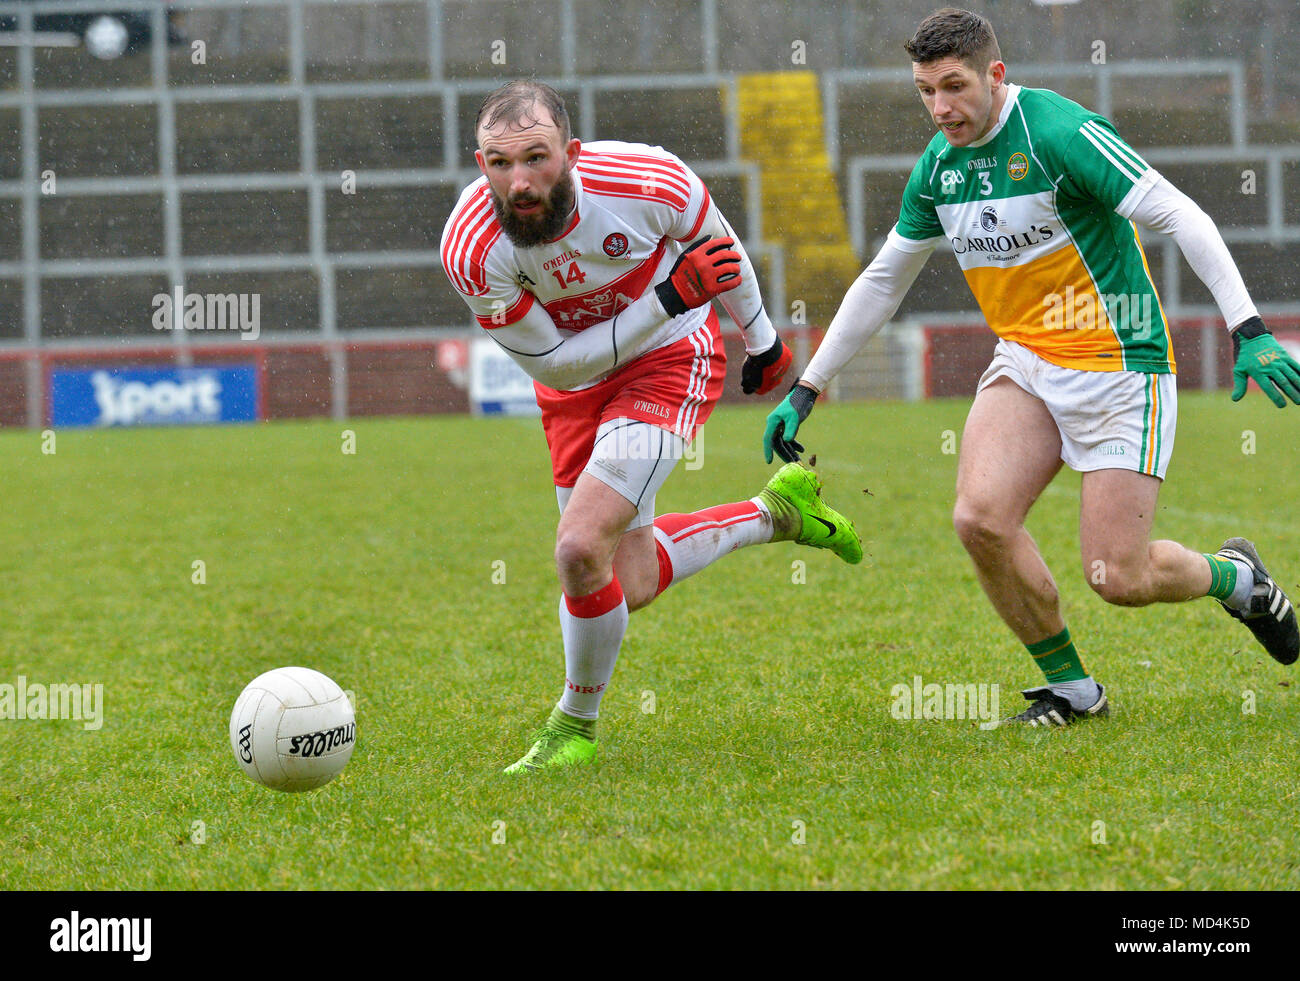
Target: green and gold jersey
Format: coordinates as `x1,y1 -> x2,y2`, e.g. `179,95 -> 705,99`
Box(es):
894,83 -> 1173,373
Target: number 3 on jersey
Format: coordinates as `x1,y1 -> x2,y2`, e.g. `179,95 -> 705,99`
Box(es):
978,171 -> 992,196
551,261 -> 587,289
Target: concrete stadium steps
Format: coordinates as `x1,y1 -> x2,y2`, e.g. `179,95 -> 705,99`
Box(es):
0,109 -> 19,181
181,190 -> 308,255
30,266 -> 480,337
32,96 -> 446,179
0,199 -> 20,262
335,266 -> 456,329
14,82 -> 753,335
0,281 -> 20,339
787,243 -> 863,313
41,194 -> 165,259
736,70 -> 859,326
452,86 -> 730,170
40,104 -> 160,177
2,60 -> 1291,340
315,95 -> 444,171
326,185 -> 455,252
40,274 -> 169,339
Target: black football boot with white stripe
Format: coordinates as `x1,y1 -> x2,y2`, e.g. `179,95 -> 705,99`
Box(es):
1003,684 -> 1108,727
1215,538 -> 1299,666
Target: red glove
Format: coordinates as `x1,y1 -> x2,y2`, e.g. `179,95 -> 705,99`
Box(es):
741,336 -> 793,395
655,237 -> 742,317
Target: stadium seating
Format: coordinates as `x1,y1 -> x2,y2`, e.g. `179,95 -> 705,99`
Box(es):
1,2 -> 1297,424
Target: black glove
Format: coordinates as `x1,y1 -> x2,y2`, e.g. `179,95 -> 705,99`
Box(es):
741,335 -> 793,395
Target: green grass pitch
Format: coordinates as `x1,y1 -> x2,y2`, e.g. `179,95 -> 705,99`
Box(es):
1,392 -> 1297,889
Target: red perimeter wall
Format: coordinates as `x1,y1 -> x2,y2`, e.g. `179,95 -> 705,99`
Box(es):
0,319 -> 1288,427
0,332 -> 811,427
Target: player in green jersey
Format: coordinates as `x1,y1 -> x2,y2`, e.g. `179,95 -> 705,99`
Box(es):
763,7 -> 1300,726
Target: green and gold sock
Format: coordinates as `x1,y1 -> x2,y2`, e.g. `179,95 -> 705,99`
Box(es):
1202,553 -> 1239,602
1027,626 -> 1088,684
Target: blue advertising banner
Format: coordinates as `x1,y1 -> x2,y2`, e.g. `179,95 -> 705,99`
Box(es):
50,365 -> 261,427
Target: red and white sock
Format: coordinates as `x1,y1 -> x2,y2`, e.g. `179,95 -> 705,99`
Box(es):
652,499 -> 773,595
557,578 -> 629,720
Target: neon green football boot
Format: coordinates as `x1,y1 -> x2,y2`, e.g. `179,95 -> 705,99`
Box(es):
503,706 -> 598,774
759,462 -> 864,564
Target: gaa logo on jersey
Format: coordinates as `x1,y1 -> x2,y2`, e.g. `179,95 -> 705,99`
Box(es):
939,169 -> 964,194
603,233 -> 630,258
979,206 -> 1000,232
1008,152 -> 1029,181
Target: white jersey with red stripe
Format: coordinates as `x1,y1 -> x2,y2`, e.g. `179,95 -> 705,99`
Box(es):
441,141 -> 716,391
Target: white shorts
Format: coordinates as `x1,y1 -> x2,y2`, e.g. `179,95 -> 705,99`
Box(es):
555,418 -> 686,531
976,339 -> 1177,479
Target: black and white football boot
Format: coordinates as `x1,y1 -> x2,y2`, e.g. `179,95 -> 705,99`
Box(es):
1003,684 -> 1108,727
1215,538 -> 1299,666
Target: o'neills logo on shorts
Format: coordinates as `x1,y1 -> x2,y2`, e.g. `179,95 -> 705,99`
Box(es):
603,233 -> 629,257
633,400 -> 668,418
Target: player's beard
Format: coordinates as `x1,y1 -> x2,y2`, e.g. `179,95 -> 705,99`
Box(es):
493,170 -> 576,249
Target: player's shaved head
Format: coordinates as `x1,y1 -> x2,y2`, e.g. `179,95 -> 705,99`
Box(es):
904,7 -> 1001,71
475,80 -> 572,145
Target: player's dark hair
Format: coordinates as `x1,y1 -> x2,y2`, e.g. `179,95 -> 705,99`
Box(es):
475,80 -> 572,145
904,7 -> 1002,70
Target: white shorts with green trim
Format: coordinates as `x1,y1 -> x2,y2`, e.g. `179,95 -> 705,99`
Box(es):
976,339 -> 1177,479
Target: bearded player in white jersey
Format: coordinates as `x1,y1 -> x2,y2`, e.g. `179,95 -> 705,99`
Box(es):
442,81 -> 863,773
763,8 -> 1300,726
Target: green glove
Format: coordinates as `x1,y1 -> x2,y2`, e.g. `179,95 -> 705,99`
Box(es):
1231,317 -> 1300,407
762,383 -> 817,464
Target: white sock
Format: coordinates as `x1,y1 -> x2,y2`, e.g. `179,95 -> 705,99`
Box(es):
651,499 -> 772,594
557,579 -> 629,720
1227,560 -> 1255,610
1049,677 -> 1102,711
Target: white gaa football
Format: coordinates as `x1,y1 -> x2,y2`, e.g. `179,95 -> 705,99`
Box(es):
229,667 -> 356,791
